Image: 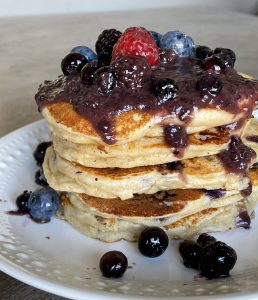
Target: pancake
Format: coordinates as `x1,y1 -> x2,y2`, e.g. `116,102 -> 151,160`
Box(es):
57,190 -> 256,242
44,146 -> 250,199
51,122 -> 237,169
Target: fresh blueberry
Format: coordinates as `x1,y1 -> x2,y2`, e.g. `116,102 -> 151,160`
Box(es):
153,78 -> 178,104
200,241 -> 237,279
197,233 -> 216,247
179,240 -> 202,269
195,45 -> 213,60
196,75 -> 222,97
138,227 -> 169,257
81,61 -> 99,84
33,141 -> 52,166
160,30 -> 196,57
99,251 -> 128,278
35,168 -> 48,186
71,46 -> 97,62
28,187 -> 59,222
214,47 -> 236,63
61,53 -> 88,76
16,190 -> 32,213
150,31 -> 162,47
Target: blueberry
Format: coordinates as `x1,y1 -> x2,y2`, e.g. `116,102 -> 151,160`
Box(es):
200,241 -> 237,279
214,47 -> 236,63
138,227 -> 169,257
33,141 -> 52,166
94,67 -> 116,94
28,187 -> 59,222
197,233 -> 216,247
160,30 -> 196,57
179,240 -> 202,269
16,190 -> 32,213
99,251 -> 128,278
153,78 -> 178,104
195,45 -> 213,60
214,53 -> 234,68
201,56 -> 226,72
81,61 -> 99,84
61,53 -> 88,76
196,75 -> 222,97
150,31 -> 162,47
71,46 -> 97,62
35,169 -> 48,186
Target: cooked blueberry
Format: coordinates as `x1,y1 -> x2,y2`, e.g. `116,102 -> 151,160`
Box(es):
214,53 -> 234,68
159,49 -> 176,64
214,47 -> 236,63
33,141 -> 52,166
153,78 -> 178,104
95,29 -> 122,66
35,169 -> 48,186
160,30 -> 196,57
28,187 -> 59,222
196,75 -> 222,96
200,241 -> 237,279
150,30 -> 162,47
61,53 -> 88,76
81,61 -> 99,84
197,233 -> 216,247
179,240 -> 202,269
138,227 -> 169,257
16,190 -> 32,213
195,45 -> 213,60
71,46 -> 97,62
201,56 -> 226,72
99,251 -> 128,278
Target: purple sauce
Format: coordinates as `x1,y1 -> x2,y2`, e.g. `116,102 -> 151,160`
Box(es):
205,189 -> 226,200
236,211 -> 251,229
246,135 -> 258,143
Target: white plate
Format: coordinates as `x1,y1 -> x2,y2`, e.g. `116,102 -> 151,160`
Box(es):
1,119 -> 258,300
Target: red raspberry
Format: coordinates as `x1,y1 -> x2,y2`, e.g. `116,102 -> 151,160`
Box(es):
112,27 -> 159,66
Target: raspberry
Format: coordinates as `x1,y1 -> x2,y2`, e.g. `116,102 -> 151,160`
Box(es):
95,29 -> 122,66
112,27 -> 159,66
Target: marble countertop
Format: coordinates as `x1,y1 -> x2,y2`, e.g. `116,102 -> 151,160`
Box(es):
0,5 -> 258,300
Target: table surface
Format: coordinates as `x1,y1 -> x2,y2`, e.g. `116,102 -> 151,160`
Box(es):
0,5 -> 258,300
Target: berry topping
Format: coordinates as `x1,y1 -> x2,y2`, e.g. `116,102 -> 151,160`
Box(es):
196,75 -> 222,97
35,168 -> 48,186
112,27 -> 159,66
159,49 -> 176,64
61,53 -> 88,75
94,67 -> 116,94
16,190 -> 32,213
95,29 -> 122,66
150,30 -> 162,47
33,141 -> 52,166
197,233 -> 216,247
214,47 -> 236,63
99,251 -> 128,278
164,125 -> 189,150
195,45 -> 213,60
214,53 -> 234,68
201,55 -> 226,72
200,241 -> 237,279
179,240 -> 202,269
71,46 -> 97,62
153,78 -> 178,104
111,56 -> 151,89
160,30 -> 196,57
81,62 -> 99,84
28,187 -> 59,222
138,227 -> 169,257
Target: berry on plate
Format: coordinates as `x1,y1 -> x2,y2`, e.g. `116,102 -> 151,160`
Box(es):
160,30 -> 196,57
33,141 -> 52,166
179,240 -> 202,269
16,190 -> 32,213
99,251 -> 128,278
112,27 -> 160,66
71,46 -> 97,62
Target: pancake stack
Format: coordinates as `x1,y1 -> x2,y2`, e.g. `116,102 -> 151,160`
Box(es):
35,29 -> 258,242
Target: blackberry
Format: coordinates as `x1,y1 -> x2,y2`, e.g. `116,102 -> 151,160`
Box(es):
111,55 -> 151,89
95,29 -> 122,66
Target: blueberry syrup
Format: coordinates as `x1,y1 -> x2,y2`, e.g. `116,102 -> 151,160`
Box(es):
205,189 -> 226,200
236,210 -> 251,229
246,135 -> 258,143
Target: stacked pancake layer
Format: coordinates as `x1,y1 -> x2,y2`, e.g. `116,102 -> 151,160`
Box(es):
36,50 -> 258,242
